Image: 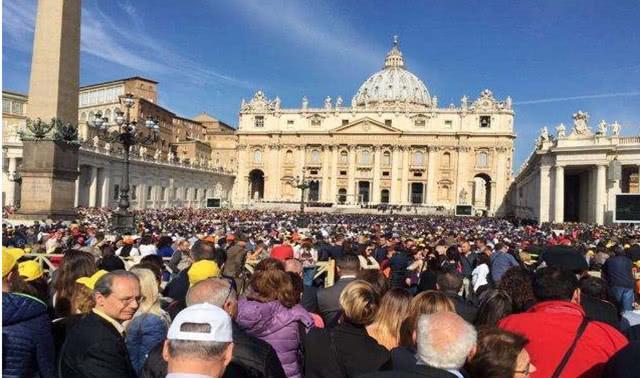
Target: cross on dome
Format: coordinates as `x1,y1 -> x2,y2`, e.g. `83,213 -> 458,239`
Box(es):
384,36 -> 404,68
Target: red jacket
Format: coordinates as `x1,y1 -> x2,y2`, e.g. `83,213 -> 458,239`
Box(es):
499,301 -> 627,378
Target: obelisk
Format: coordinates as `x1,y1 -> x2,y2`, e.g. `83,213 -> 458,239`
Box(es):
15,0 -> 81,220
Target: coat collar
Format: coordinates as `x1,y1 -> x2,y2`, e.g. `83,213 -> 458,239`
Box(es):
528,300 -> 585,317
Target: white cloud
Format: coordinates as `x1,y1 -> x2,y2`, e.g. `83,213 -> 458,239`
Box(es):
515,91 -> 640,105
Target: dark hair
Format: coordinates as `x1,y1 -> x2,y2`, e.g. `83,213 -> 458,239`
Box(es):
247,269 -> 298,308
141,254 -> 164,272
191,240 -> 216,261
579,276 -> 609,301
497,267 -> 536,313
467,328 -> 529,378
477,252 -> 491,267
436,271 -> 463,293
445,246 -> 461,262
54,250 -> 96,318
356,269 -> 391,298
533,267 -> 578,302
337,253 -> 361,273
254,258 -> 285,272
157,235 -> 173,249
475,290 -> 514,327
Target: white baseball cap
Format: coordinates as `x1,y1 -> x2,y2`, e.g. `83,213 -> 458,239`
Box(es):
167,303 -> 233,342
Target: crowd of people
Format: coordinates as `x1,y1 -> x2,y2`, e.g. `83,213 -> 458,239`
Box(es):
3,207 -> 640,378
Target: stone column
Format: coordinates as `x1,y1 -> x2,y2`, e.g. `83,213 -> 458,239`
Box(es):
100,167 -> 111,208
274,147 -> 282,199
539,165 -> 551,223
330,146 -> 338,203
553,165 -> 564,223
347,146 -> 357,204
595,164 -> 607,225
456,147 -> 467,206
426,148 -> 436,205
321,147 -> 331,202
5,158 -> 17,206
88,166 -> 98,207
401,147 -> 410,204
391,147 -> 401,203
372,146 -> 381,203
74,174 -> 80,207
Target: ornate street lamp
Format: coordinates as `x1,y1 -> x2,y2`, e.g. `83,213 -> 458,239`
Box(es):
88,93 -> 159,233
290,169 -> 311,213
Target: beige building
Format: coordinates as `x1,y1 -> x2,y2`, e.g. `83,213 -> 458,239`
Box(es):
234,39 -> 515,214
2,91 -> 28,206
509,112 -> 640,224
194,113 -> 237,173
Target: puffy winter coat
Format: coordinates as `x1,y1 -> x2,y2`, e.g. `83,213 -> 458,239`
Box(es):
2,292 -> 57,378
237,299 -> 314,378
126,312 -> 168,373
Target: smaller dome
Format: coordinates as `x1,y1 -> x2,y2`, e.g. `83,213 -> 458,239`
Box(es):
352,36 -> 431,108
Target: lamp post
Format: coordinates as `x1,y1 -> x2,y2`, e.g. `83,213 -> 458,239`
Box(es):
88,93 -> 159,233
291,169 -> 311,213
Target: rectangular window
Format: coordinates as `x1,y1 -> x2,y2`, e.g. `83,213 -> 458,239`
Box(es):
414,119 -> 426,127
413,172 -> 423,177
480,116 -> 491,128
147,186 -> 153,200
287,120 -> 294,125
131,185 -> 137,200
385,119 -> 392,126
113,185 -> 120,200
310,170 -> 319,175
2,100 -> 10,113
382,171 -> 390,177
340,170 -> 347,176
311,119 -> 321,127
342,119 -> 349,126
254,116 -> 264,128
161,187 -> 167,200
11,102 -> 23,114
444,120 -> 453,128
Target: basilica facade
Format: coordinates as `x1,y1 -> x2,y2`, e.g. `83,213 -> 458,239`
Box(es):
234,39 -> 516,214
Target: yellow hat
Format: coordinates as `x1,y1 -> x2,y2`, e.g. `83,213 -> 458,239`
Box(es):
188,260 -> 221,287
18,260 -> 44,281
76,270 -> 109,290
5,247 -> 26,261
2,250 -> 18,278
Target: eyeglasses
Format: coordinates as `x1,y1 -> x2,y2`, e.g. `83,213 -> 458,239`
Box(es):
115,295 -> 143,306
514,362 -> 532,376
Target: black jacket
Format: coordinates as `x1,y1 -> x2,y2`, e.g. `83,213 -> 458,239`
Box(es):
59,312 -> 136,378
581,294 -> 619,329
140,321 -> 286,378
304,321 -> 390,378
301,285 -> 319,314
359,364 -> 459,378
317,277 -> 356,326
603,341 -> 640,378
444,292 -> 478,324
163,268 -> 189,302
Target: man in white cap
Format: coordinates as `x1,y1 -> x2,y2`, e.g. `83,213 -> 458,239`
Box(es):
163,303 -> 234,378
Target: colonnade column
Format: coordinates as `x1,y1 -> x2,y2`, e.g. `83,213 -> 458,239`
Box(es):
347,146 -> 356,204
425,147 -> 436,206
539,165 -> 551,223
400,147 -> 410,204
5,157 -> 17,206
100,167 -> 110,208
88,166 -> 98,207
595,164 -> 607,225
553,165 -> 564,223
321,147 -> 331,202
74,172 -> 80,207
330,146 -> 338,203
372,146 -> 381,203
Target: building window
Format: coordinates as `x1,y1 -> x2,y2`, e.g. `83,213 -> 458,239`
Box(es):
383,151 -> 391,166
477,151 -> 489,168
385,119 -> 392,126
173,188 -> 179,199
254,116 -> 264,128
439,185 -> 450,200
342,119 -> 349,126
442,152 -> 451,168
131,185 -> 137,200
254,150 -> 262,163
161,187 -> 167,200
287,120 -> 294,125
444,120 -> 453,128
311,149 -> 321,163
285,150 -> 294,163
382,171 -> 390,177
360,150 -> 370,165
2,100 -> 11,113
480,116 -> 491,128
414,118 -> 426,127
380,189 -> 390,203
113,184 -> 120,200
311,118 -> 322,127
413,172 -> 423,177
413,151 -> 424,166
147,186 -> 153,200
338,188 -> 347,204
310,170 -> 319,175
340,170 -> 347,176
340,150 -> 348,164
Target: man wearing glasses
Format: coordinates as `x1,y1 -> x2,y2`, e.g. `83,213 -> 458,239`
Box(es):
59,270 -> 141,378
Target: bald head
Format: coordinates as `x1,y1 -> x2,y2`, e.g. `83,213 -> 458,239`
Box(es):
186,278 -> 237,318
284,258 -> 303,276
416,311 -> 476,370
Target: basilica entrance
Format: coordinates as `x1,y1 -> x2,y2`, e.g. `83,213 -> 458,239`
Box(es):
410,183 -> 424,204
308,180 -> 320,202
358,181 -> 370,204
248,169 -> 264,200
473,174 -> 492,211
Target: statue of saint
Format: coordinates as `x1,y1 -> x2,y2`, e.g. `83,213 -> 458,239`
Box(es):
461,95 -> 468,110
556,123 -> 566,138
335,96 -> 343,109
572,111 -> 592,135
540,127 -> 550,142
324,96 -> 332,110
597,120 -> 607,135
505,96 -> 512,110
302,96 -> 308,110
611,121 -> 621,136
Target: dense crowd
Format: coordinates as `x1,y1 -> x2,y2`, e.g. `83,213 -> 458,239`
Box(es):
3,208 -> 640,378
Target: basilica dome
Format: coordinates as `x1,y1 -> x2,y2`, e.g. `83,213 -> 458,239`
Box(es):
352,37 -> 432,108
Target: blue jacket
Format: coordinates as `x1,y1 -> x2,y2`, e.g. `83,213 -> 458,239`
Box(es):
126,313 -> 168,373
2,292 -> 57,378
157,245 -> 174,258
490,251 -> 519,283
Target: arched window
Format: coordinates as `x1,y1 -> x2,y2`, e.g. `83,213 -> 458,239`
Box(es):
360,150 -> 370,165
383,151 -> 391,166
338,188 -> 347,204
311,149 -> 321,163
254,150 -> 262,163
439,185 -> 450,200
80,112 -> 87,121
380,189 -> 390,203
413,151 -> 424,166
442,152 -> 451,168
340,150 -> 348,164
477,151 -> 488,168
285,150 -> 294,163
89,111 -> 95,120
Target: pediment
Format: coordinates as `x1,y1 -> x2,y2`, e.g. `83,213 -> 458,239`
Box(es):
329,117 -> 403,135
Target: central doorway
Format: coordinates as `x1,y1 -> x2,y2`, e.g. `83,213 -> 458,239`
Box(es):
308,180 -> 320,202
248,169 -> 264,200
358,181 -> 370,204
410,183 -> 424,204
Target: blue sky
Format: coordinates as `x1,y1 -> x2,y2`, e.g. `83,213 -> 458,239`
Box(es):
3,0 -> 640,169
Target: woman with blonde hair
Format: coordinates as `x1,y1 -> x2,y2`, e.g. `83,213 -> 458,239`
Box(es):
393,290 -> 455,370
125,268 -> 170,374
304,280 -> 391,377
366,288 -> 412,350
